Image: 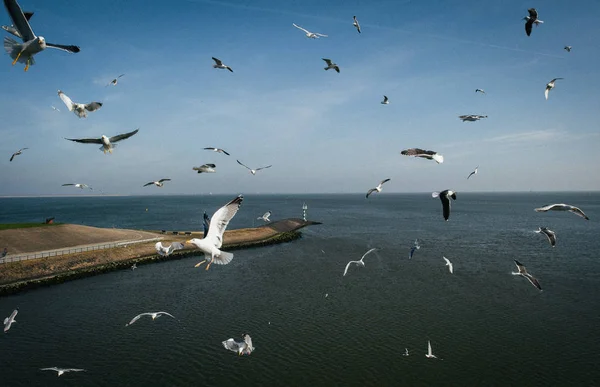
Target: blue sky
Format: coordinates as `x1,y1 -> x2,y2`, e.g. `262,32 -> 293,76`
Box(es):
1,0 -> 599,196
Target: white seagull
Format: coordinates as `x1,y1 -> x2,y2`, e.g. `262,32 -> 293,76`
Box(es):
144,178 -> 171,188
425,340 -> 438,359
432,190 -> 457,221
212,57 -> 233,72
409,239 -> 420,259
366,178 -> 391,198
534,203 -> 589,220
193,164 -> 216,174
459,115 -> 487,122
50,105 -> 59,112
222,334 -> 254,356
203,147 -> 230,156
155,241 -> 185,257
381,95 -> 389,104
257,211 -> 271,222
545,78 -> 564,100
524,8 -> 543,37
65,129 -> 139,154
237,160 -> 272,175
40,368 -> 85,377
564,46 -> 572,52
322,58 -> 340,73
467,166 -> 478,180
9,147 -> 28,162
536,227 -> 556,247
106,74 -> 124,87
3,0 -> 80,71
57,90 -> 102,118
3,309 -> 17,332
343,248 -> 378,276
512,260 -> 542,291
292,23 -> 327,39
443,256 -> 453,274
475,88 -> 486,94
131,263 -> 137,270
400,148 -> 444,164
1,10 -> 32,38
352,16 -> 361,33
403,348 -> 409,356
187,194 -> 244,271
125,311 -> 176,326
62,183 -> 92,190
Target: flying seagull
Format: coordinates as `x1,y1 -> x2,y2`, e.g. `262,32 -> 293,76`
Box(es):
400,148 -> 443,164
343,248 -> 378,276
106,74 -> 124,87
564,46 -> 572,52
1,9 -> 32,38
3,309 -> 17,332
203,147 -> 230,156
57,90 -> 102,118
322,58 -> 340,73
409,239 -> 420,259
155,241 -> 185,257
534,203 -> 589,220
203,211 -> 210,238
125,312 -> 176,326
212,57 -> 233,72
131,263 -> 137,270
62,183 -> 92,190
257,211 -> 271,222
475,89 -> 486,94
193,164 -> 216,174
545,78 -> 563,100
143,179 -> 171,187
443,256 -> 454,274
432,190 -> 457,221
467,166 -> 478,180
40,368 -> 85,377
50,105 -> 59,112
381,95 -> 389,104
512,260 -> 542,291
524,8 -> 543,37
403,348 -> 409,356
366,178 -> 391,198
9,147 -> 28,162
237,160 -> 272,175
536,227 -> 556,247
459,115 -> 487,122
222,334 -> 254,356
352,16 -> 361,33
425,340 -> 438,359
292,23 -> 327,39
187,194 -> 244,271
2,0 -> 80,71
64,128 -> 139,154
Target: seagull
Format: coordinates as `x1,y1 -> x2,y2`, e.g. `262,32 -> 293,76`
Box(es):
144,178 -> 171,187
2,0 -> 80,71
193,164 -> 216,174
322,58 -> 340,73
524,8 -> 543,37
222,334 -> 254,356
131,263 -> 137,270
9,147 -> 28,162
40,368 -> 85,377
409,239 -> 420,259
257,211 -> 271,222
64,128 -> 139,154
106,74 -> 124,87
125,311 -> 176,326
403,348 -> 409,356
545,78 -> 564,100
381,95 -> 389,104
352,16 -> 361,33
292,23 -> 327,39
1,10 -> 32,38
467,166 -> 478,180
212,57 -> 233,72
343,248 -> 378,276
62,183 -> 92,190
564,46 -> 572,52
400,148 -> 443,164
366,178 -> 391,198
203,147 -> 230,156
534,203 -> 589,220
3,309 -> 17,332
155,241 -> 185,257
50,105 -> 59,112
203,211 -> 211,238
475,89 -> 486,94
459,115 -> 487,122
512,260 -> 542,291
536,227 -> 556,247
187,194 -> 244,271
425,340 -> 438,359
432,190 -> 457,221
57,90 -> 102,118
237,160 -> 272,175
443,256 -> 454,274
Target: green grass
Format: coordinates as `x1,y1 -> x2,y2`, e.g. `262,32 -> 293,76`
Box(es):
0,223 -> 62,230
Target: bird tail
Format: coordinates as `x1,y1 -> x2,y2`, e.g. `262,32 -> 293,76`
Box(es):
214,251 -> 234,265
432,154 -> 444,164
3,317 -> 7,324
3,37 -> 29,63
431,192 -> 440,198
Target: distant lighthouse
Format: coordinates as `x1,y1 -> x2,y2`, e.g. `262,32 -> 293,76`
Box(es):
302,202 -> 308,221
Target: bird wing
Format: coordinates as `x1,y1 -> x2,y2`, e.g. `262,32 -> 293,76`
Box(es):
236,160 -> 252,170
551,78 -> 564,83
569,207 -> 589,220
428,341 -> 432,356
544,87 -> 550,100
206,195 -> 244,248
158,179 -> 171,183
9,153 -> 15,162
544,229 -> 556,246
222,338 -> 242,352
534,204 -> 558,212
65,137 -> 102,144
255,165 -> 272,171
443,256 -> 451,266
203,147 -> 216,151
524,273 -> 542,290
3,0 -> 35,41
40,367 -> 60,372
315,33 -> 328,37
66,369 -> 85,372
212,57 -> 223,66
62,184 -> 75,186
143,182 -> 154,187
383,96 -> 388,102
204,164 -> 216,168
525,19 -> 533,36
58,91 -> 76,111
292,23 -> 310,34
220,149 -> 230,155
343,260 -> 358,276
322,58 -> 333,66
380,178 -> 391,186
126,313 -> 148,326
440,193 -> 451,221
203,212 -> 211,238
467,171 -> 475,179
366,188 -> 376,198
528,8 -> 538,19
46,43 -> 80,53
244,334 -> 253,350
361,248 -> 378,261
109,128 -> 139,142
84,102 -> 102,112
401,148 -> 435,157
157,312 -> 175,319
118,74 -> 125,78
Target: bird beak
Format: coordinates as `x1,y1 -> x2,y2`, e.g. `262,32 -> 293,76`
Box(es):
186,240 -> 192,244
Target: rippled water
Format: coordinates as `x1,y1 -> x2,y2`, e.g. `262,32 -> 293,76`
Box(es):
1,193 -> 599,386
